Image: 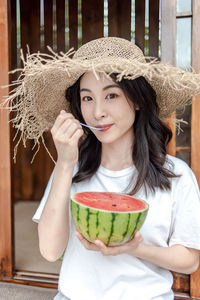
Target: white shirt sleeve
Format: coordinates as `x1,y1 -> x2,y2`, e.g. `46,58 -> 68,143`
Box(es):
169,165 -> 200,250
32,170 -> 55,223
32,164 -> 78,223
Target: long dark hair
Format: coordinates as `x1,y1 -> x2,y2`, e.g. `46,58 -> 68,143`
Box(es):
65,74 -> 178,195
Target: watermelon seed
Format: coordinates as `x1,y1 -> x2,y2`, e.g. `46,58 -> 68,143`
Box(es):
112,204 -> 117,207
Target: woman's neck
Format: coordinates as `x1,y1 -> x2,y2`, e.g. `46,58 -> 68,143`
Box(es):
101,135 -> 134,171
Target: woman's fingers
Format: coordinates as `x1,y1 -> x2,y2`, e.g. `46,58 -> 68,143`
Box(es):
51,111 -> 82,143
51,110 -> 74,135
75,229 -> 144,257
75,230 -> 99,251
50,111 -> 84,164
59,120 -> 82,140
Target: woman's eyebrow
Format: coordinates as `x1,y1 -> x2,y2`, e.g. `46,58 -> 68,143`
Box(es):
103,84 -> 120,91
80,84 -> 120,93
80,88 -> 91,93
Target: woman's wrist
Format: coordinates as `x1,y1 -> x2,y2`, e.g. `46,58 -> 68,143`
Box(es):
55,159 -> 76,173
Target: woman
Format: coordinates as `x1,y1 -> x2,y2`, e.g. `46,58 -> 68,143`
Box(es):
6,37 -> 200,300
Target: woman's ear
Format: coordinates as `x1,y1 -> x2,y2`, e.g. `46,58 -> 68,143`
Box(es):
135,105 -> 140,110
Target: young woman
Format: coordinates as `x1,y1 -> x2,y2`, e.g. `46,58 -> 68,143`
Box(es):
9,37 -> 200,300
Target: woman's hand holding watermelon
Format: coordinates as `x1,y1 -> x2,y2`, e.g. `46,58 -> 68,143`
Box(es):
75,229 -> 199,274
75,229 -> 143,256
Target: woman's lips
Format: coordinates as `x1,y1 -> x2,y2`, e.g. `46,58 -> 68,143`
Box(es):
96,124 -> 113,132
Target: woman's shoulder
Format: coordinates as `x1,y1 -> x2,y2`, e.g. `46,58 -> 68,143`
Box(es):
166,154 -> 198,189
165,154 -> 191,174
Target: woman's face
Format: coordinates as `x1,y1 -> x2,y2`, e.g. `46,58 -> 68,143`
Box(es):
80,72 -> 137,145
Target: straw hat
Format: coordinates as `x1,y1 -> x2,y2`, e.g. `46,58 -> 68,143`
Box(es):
3,36 -> 200,160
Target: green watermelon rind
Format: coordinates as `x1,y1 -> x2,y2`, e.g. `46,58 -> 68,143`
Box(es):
70,192 -> 149,247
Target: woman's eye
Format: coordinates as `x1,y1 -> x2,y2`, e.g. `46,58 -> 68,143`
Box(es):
82,96 -> 92,101
106,93 -> 118,99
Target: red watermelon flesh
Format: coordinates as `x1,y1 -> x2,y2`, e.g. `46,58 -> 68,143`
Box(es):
74,192 -> 146,212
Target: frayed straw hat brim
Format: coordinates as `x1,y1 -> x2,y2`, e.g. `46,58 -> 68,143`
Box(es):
1,37 -> 200,160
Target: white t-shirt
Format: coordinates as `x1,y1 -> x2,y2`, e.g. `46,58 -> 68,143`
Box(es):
33,155 -> 200,300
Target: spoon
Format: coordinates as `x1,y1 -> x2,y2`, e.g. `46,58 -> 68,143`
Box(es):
80,122 -> 103,130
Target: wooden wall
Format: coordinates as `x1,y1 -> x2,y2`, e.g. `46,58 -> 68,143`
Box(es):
10,0 -> 160,202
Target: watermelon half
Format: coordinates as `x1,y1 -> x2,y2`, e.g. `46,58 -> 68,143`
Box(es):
71,191 -> 149,246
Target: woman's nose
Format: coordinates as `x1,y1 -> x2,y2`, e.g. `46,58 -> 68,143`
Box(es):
93,101 -> 106,119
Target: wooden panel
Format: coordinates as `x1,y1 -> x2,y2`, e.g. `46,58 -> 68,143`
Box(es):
0,0 -> 13,277
161,0 -> 176,157
56,0 -> 65,52
149,0 -> 159,57
172,272 -> 190,293
108,0 -> 131,40
44,0 -> 53,50
82,0 -> 104,44
69,0 -> 78,49
190,0 -> 200,298
135,0 -> 145,51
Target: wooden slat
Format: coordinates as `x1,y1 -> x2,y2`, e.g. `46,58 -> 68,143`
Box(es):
20,0 -> 37,200
149,0 -> 159,57
161,0 -> 176,65
10,0 -> 17,70
20,0 -> 40,53
9,0 -> 18,202
135,0 -> 145,51
69,0 -> 78,50
108,0 -> 131,40
176,12 -> 192,18
11,0 -> 22,202
174,294 -> 193,300
190,0 -> 200,298
166,113 -> 176,157
82,0 -> 104,44
191,0 -> 200,183
176,147 -> 190,153
10,0 -> 22,202
56,0 -> 65,52
0,0 -> 13,277
20,0 -> 44,201
44,0 -> 53,50
161,0 -> 176,157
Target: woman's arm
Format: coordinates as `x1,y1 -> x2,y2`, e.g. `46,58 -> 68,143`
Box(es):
38,111 -> 83,262
38,162 -> 74,262
75,231 -> 200,274
129,238 -> 199,274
